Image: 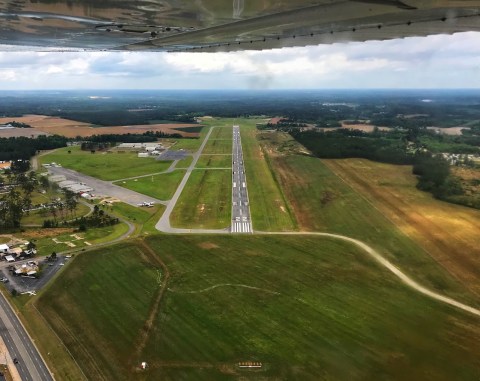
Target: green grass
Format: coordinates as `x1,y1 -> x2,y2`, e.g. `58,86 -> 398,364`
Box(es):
140,205 -> 166,235
32,223 -> 129,255
171,169 -> 231,229
40,146 -> 173,181
109,202 -> 157,225
36,235 -> 480,380
210,126 -> 233,140
240,119 -> 297,231
202,139 -> 232,155
196,155 -> 232,168
36,242 -> 163,380
272,154 -> 480,306
114,170 -> 185,201
171,138 -> 202,152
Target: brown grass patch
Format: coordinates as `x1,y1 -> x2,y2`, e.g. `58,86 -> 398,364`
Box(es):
197,242 -> 220,250
22,228 -> 74,239
340,122 -> 391,132
324,159 -> 480,296
0,115 -> 201,138
426,127 -> 470,135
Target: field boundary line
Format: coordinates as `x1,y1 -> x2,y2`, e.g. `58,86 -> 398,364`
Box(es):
259,231 -> 480,318
130,240 -> 171,367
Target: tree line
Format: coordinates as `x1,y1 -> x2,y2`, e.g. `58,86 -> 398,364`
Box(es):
0,135 -> 68,161
290,129 -> 471,207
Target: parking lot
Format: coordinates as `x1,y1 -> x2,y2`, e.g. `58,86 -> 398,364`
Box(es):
1,256 -> 69,294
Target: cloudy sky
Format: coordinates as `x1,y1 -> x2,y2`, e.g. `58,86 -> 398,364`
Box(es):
1,32 -> 480,90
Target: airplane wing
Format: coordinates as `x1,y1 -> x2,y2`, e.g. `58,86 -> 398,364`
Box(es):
0,1 -> 479,52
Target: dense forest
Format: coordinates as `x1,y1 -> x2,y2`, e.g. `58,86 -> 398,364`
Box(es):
2,89 -> 480,126
0,135 -> 68,161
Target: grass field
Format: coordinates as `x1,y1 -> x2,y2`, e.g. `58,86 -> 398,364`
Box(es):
115,170 -> 185,201
40,146 -> 173,181
21,223 -> 130,254
36,235 -> 480,380
239,119 -> 296,231
210,126 -> 233,140
36,242 -> 164,380
202,139 -> 232,155
170,138 -> 202,152
269,152 -> 479,306
171,169 -> 231,229
196,155 -> 232,168
324,158 -> 480,298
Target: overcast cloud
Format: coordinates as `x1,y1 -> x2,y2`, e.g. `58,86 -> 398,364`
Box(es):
1,32 -> 480,90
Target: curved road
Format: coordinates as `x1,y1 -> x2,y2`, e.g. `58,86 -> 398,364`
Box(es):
260,231 -> 480,318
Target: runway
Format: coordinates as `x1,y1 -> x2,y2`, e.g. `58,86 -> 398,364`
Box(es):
231,125 -> 252,233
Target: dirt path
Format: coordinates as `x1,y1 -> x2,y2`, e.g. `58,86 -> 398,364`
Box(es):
260,231 -> 480,318
324,159 -> 480,297
168,283 -> 280,295
129,240 -> 171,368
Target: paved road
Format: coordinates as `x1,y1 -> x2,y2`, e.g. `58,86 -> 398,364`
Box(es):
231,125 -> 252,233
0,293 -> 53,381
48,167 -> 166,206
156,127 -> 228,234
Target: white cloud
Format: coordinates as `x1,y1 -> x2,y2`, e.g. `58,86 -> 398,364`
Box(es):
0,69 -> 16,81
0,32 -> 480,89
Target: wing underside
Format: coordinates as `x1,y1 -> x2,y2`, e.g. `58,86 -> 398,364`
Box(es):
0,1 -> 479,51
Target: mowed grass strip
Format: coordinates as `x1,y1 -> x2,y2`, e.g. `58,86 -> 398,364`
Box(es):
202,139 -> 232,155
171,169 -> 231,229
171,138 -> 202,152
272,154 -> 480,306
40,146 -> 172,181
324,158 -> 480,297
36,242 -> 163,381
210,126 -> 233,140
196,155 -> 232,168
139,235 -> 480,381
240,120 -> 296,231
114,170 -> 185,200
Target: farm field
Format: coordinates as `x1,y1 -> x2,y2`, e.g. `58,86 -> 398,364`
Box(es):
324,158 -> 480,298
202,138 -> 232,155
270,152 -> 480,305
115,170 -> 185,201
36,235 -> 480,381
196,154 -> 232,168
171,169 -> 231,229
240,119 -> 296,231
40,146 -> 173,181
0,114 -> 201,138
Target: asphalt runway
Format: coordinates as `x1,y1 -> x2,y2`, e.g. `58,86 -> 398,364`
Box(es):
231,125 -> 252,233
